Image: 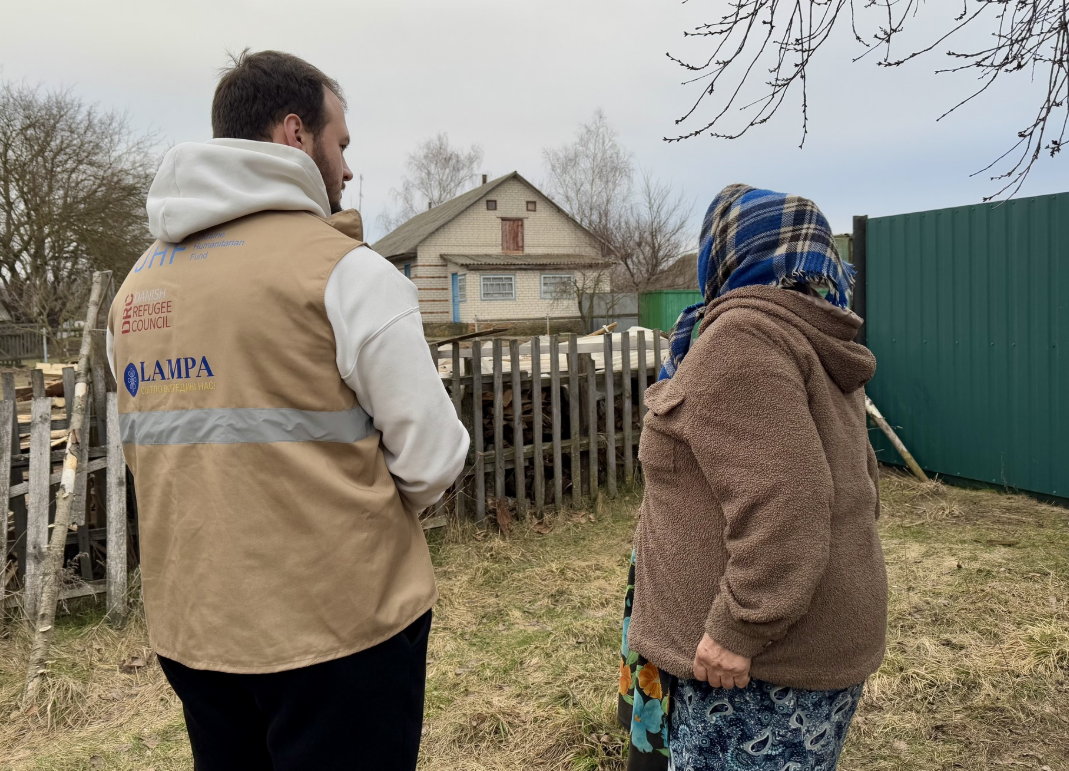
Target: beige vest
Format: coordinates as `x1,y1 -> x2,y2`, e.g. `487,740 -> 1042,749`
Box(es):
108,211 -> 437,673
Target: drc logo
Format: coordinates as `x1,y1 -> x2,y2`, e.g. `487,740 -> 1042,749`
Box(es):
124,364 -> 139,397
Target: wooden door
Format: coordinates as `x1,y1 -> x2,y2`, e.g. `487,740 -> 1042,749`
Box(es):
502,219 -> 524,253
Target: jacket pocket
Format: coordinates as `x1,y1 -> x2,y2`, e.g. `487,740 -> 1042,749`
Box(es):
639,380 -> 686,473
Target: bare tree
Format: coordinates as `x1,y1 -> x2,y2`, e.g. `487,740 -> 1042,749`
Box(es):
543,110 -> 634,241
666,0 -> 1067,199
0,81 -> 155,340
378,133 -> 484,232
544,113 -> 692,291
609,171 -> 693,292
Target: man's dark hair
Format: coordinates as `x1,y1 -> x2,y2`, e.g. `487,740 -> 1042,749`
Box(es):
212,49 -> 345,141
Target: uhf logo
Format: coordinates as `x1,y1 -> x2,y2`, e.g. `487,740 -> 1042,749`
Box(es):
121,294 -> 134,335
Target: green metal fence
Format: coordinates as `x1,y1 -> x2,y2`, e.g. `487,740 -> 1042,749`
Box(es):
639,290 -> 703,334
863,192 -> 1068,500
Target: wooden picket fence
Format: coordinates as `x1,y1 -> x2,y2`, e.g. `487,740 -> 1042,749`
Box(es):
425,328 -> 666,526
1,332 -> 129,622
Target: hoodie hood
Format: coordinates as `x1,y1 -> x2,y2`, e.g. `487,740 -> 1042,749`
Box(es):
702,285 -> 876,393
147,138 -> 331,243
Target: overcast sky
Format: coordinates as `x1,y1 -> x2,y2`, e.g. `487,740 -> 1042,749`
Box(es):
2,0 -> 1064,246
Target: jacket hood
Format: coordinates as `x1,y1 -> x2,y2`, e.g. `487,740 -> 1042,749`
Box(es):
701,285 -> 876,393
147,139 -> 331,243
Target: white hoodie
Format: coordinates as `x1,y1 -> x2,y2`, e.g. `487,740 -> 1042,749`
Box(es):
109,138 -> 469,513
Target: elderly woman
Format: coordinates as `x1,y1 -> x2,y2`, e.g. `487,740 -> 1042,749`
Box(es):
618,185 -> 886,770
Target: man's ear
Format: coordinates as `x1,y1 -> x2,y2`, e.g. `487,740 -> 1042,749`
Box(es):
270,114 -> 306,150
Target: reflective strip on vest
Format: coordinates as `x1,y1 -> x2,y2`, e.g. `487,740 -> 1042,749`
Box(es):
119,406 -> 375,446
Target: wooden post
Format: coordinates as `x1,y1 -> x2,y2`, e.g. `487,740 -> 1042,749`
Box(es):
0,400 -> 12,614
105,392 -> 127,624
603,334 -> 617,497
472,340 -> 485,524
621,330 -> 633,482
530,337 -> 544,516
24,397 -> 52,620
62,367 -> 76,427
637,331 -> 648,421
492,339 -> 505,502
550,335 -> 563,510
30,370 -> 45,399
584,353 -> 598,499
653,330 -> 663,378
509,339 -> 526,519
428,342 -> 439,370
24,270 -> 111,705
2,373 -> 25,589
90,330 -> 109,446
865,397 -> 929,483
451,343 -> 464,522
568,334 -> 581,506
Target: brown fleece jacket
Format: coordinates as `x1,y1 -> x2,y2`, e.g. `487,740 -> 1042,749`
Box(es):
628,285 -> 887,691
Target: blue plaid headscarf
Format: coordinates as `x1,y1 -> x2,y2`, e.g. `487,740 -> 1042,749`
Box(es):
659,185 -> 854,380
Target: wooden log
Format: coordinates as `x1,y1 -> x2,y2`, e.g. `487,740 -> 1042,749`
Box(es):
492,339 -> 505,501
105,393 -> 127,623
621,331 -> 633,482
24,397 -> 52,620
451,343 -> 464,522
584,353 -> 598,499
550,335 -> 563,510
865,397 -> 930,483
0,400 -> 11,614
471,340 -> 485,524
530,337 -> 544,515
637,331 -> 648,421
72,403 -> 92,581
568,334 -> 581,506
509,339 -> 526,519
24,270 -> 111,705
30,370 -> 45,400
603,335 -> 617,497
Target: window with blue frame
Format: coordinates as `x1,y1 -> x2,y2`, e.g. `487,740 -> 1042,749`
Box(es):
403,263 -> 412,278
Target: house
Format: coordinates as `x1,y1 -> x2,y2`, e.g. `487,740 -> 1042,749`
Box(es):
371,172 -> 612,328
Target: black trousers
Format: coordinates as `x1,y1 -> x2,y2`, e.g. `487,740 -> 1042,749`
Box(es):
159,610 -> 431,771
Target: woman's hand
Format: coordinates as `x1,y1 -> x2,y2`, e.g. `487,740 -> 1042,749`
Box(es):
693,633 -> 751,689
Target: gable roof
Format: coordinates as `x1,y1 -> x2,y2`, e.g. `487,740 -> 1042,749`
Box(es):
371,171 -> 595,258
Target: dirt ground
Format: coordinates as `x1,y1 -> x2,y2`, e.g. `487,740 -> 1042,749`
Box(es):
1,471 -> 1067,770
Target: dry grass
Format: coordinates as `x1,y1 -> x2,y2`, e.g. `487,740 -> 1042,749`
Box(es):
1,473 -> 1067,770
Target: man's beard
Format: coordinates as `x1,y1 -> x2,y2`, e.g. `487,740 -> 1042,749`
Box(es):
310,142 -> 343,214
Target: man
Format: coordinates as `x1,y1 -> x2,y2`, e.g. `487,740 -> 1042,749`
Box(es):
106,50 -> 469,770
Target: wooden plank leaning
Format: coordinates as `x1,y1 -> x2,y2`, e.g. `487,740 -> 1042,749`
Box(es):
568,334 -> 581,506
603,334 -> 617,497
0,400 -> 12,616
89,330 -> 109,446
105,392 -> 127,623
62,367 -> 76,427
492,339 -> 505,502
530,337 -> 544,516
451,343 -> 464,522
24,397 -> 52,622
550,335 -> 563,510
621,331 -> 633,482
22,269 -> 111,707
509,340 -> 526,519
583,353 -> 598,500
471,340 -> 485,524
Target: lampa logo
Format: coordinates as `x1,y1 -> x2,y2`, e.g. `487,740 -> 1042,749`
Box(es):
124,356 -> 215,397
124,364 -> 139,397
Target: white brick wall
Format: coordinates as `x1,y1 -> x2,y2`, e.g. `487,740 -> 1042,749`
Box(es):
407,177 -> 603,322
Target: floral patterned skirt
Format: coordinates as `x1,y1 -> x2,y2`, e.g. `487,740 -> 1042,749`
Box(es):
669,678 -> 864,770
618,550 -> 674,771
